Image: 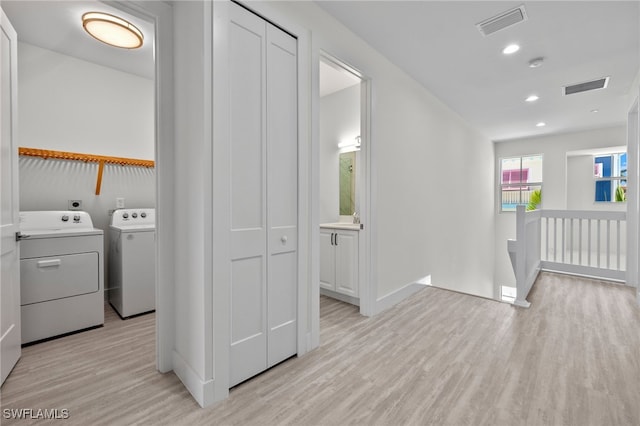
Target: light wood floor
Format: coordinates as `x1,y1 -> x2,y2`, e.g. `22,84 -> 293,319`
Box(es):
1,273 -> 639,425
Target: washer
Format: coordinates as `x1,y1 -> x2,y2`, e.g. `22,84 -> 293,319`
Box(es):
109,208 -> 155,318
19,211 -> 104,345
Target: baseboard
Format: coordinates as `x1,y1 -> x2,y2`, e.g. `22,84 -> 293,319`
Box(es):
372,276 -> 430,316
319,288 -> 360,306
172,350 -> 216,408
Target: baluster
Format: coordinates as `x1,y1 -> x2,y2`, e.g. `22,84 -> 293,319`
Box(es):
597,220 -> 601,268
561,218 -> 565,263
569,218 -> 574,264
606,220 -> 611,270
578,218 -> 583,266
588,219 -> 592,267
616,220 -> 621,271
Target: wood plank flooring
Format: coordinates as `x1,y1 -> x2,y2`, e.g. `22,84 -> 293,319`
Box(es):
1,272 -> 639,425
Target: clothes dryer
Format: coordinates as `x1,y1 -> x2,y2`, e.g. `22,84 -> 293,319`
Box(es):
109,208 -> 155,318
19,211 -> 104,344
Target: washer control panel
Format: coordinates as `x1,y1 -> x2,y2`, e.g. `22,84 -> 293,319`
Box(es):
111,208 -> 155,227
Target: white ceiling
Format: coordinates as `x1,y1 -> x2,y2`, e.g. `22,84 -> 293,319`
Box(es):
320,59 -> 361,97
3,1 -> 638,142
316,1 -> 640,141
1,0 -> 154,80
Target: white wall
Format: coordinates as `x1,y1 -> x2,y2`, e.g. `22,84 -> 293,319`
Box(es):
18,42 -> 154,159
319,84 -> 360,224
261,1 -> 496,300
494,125 -> 627,288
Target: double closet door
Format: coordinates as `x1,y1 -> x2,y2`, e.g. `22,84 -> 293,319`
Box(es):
229,3 -> 298,387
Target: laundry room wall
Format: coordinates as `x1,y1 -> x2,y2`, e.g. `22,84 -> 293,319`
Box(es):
17,42 -> 156,285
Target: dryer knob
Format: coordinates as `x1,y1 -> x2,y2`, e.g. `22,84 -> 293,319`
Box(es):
73,215 -> 81,222
141,212 -> 147,218
61,215 -> 69,222
122,213 -> 129,219
132,212 -> 138,218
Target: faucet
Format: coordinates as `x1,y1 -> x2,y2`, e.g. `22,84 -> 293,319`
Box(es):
352,212 -> 360,224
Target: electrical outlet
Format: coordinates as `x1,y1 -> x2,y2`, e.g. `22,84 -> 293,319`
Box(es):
116,198 -> 125,208
68,200 -> 82,210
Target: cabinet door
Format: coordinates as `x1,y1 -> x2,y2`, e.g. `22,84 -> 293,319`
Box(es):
335,231 -> 358,297
319,230 -> 335,290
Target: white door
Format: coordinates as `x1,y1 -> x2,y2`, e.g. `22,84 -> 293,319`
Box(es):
266,23 -> 297,367
229,3 -> 297,387
0,7 -> 20,386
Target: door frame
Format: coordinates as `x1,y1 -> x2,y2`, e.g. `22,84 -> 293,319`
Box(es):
318,52 -> 374,317
108,0 -> 174,372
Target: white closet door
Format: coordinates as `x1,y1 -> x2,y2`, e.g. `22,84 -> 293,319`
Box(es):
229,5 -> 267,387
229,3 -> 298,387
266,24 -> 297,367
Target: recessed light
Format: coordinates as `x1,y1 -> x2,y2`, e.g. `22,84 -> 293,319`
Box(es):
526,95 -> 539,102
536,122 -> 546,127
82,12 -> 143,49
591,109 -> 599,113
502,44 -> 520,55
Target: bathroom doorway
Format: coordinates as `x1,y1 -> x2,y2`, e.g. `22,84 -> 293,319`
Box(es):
318,53 -> 372,318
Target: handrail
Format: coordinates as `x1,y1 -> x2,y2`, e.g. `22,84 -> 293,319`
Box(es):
18,147 -> 154,195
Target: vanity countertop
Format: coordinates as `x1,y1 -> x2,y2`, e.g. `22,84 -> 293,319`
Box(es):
320,222 -> 362,231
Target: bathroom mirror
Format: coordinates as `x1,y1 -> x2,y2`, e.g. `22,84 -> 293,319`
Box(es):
339,152 -> 356,215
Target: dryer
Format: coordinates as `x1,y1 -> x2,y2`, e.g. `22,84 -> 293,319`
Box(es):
109,208 -> 155,318
19,211 -> 104,345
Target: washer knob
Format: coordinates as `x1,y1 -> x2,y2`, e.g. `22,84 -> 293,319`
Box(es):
140,212 -> 147,218
73,215 -> 81,222
61,215 -> 69,222
132,212 -> 138,218
122,212 -> 129,219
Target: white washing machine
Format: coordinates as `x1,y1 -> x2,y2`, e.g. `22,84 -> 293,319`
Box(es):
109,208 -> 155,318
19,211 -> 104,345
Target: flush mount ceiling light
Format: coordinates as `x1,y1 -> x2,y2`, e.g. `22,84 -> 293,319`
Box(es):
536,122 -> 546,127
82,12 -> 143,49
502,44 -> 520,55
525,95 -> 539,102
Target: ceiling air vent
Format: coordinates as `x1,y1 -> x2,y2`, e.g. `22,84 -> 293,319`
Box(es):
477,5 -> 528,36
563,77 -> 609,95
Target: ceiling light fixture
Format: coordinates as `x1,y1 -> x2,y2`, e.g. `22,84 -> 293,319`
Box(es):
528,57 -> 545,68
82,12 -> 143,49
536,122 -> 546,127
526,95 -> 539,102
591,109 -> 599,113
502,44 -> 520,55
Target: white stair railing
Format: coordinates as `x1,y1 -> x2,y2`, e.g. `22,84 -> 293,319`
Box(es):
508,208 -> 626,308
540,210 -> 626,282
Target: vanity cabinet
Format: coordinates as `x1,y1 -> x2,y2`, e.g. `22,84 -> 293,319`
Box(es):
320,228 -> 358,297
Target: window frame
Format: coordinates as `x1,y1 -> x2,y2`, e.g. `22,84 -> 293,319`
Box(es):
594,152 -> 627,203
499,154 -> 543,213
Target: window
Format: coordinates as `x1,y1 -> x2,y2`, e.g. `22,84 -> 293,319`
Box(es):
594,152 -> 626,202
500,155 -> 543,212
